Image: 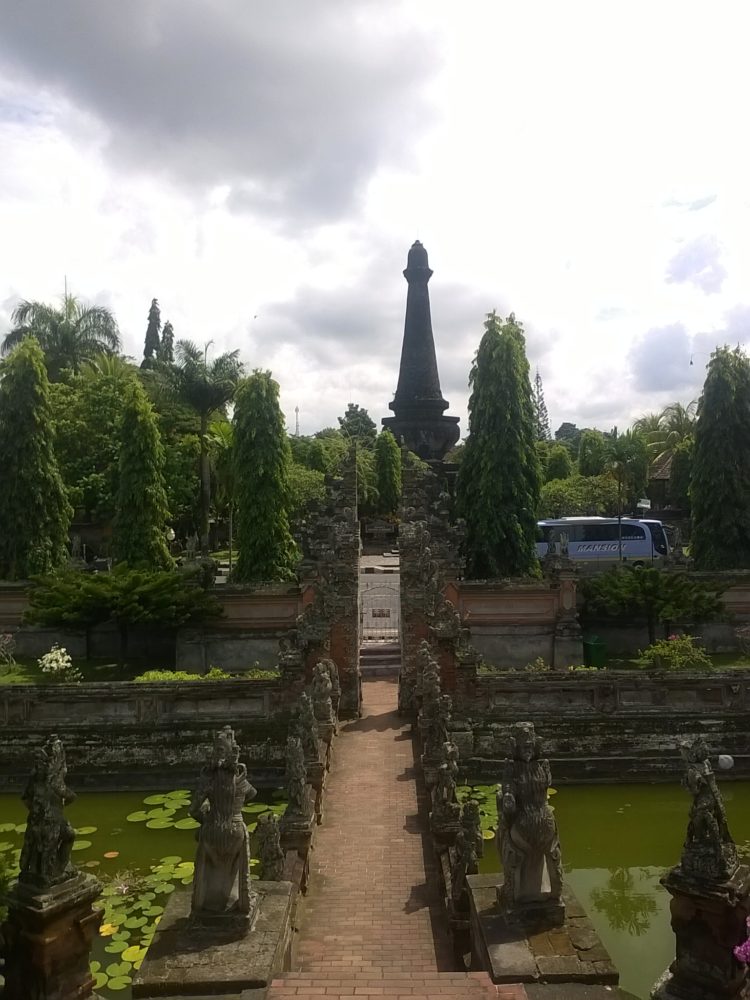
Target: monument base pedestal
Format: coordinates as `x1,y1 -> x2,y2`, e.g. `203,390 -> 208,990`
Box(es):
2,872 -> 103,1000
132,882 -> 296,997
468,874 -> 618,987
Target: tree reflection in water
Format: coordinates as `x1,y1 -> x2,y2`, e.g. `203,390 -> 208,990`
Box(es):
590,867 -> 657,936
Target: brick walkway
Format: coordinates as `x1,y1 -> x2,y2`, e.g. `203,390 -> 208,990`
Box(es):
267,677 -> 527,999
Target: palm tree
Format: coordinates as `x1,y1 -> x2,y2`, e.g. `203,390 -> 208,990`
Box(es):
208,420 -> 236,572
2,294 -> 120,380
633,401 -> 698,461
169,340 -> 244,555
607,429 -> 649,559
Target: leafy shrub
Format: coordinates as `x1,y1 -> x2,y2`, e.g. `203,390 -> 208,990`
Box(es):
636,635 -> 713,671
38,644 -> 82,683
581,568 -> 724,645
567,664 -> 598,672
133,666 -> 280,682
524,656 -> 550,673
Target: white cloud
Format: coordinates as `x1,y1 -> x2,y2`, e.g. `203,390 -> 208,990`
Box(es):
2,1 -> 750,436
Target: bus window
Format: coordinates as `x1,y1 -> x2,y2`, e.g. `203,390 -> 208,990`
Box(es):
620,524 -> 646,541
647,522 -> 668,555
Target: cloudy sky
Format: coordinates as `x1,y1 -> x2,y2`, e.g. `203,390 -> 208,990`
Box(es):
1,1 -> 748,437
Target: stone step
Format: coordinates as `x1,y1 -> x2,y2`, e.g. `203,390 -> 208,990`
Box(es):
268,971 -> 525,998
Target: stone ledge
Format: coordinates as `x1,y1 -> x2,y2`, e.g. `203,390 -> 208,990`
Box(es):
468,874 -> 618,987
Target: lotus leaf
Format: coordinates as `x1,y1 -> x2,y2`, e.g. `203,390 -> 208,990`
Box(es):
105,940 -> 128,954
174,817 -> 200,830
107,975 -> 132,990
122,944 -> 147,963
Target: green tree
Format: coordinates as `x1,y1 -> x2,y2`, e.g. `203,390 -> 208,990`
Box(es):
546,444 -> 572,481
607,429 -> 649,545
288,464 -> 326,520
158,320 -> 175,365
0,339 -> 72,579
167,340 -> 244,555
374,429 -> 402,515
338,403 -> 377,445
581,568 -> 723,645
539,473 -> 618,518
692,347 -> 750,569
142,298 -> 161,366
2,294 -> 120,380
554,422 -> 582,456
49,365 -> 136,518
533,369 -> 551,440
578,429 -> 608,477
112,380 -> 173,569
668,438 -> 693,510
457,311 -> 541,578
233,371 -> 298,581
27,566 -> 221,666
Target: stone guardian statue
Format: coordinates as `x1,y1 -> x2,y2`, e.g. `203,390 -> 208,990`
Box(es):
19,734 -> 77,889
496,722 -> 564,926
189,726 -> 257,923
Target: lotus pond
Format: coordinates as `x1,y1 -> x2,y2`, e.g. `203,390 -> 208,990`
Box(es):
0,788 -> 287,997
457,780 -> 750,999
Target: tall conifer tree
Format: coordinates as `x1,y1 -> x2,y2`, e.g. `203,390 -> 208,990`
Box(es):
112,380 -> 173,569
533,369 -> 551,441
159,320 -> 175,364
457,312 -> 542,578
374,429 -> 402,515
691,347 -> 750,569
232,371 -> 298,581
142,298 -> 161,366
0,339 -> 72,579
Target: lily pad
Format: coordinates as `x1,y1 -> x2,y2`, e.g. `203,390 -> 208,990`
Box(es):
0,822 -> 18,833
159,855 -> 183,864
126,811 -> 149,823
108,975 -> 132,990
142,793 -> 169,805
242,802 -> 269,814
122,944 -> 146,963
72,840 -> 92,852
482,829 -> 495,840
174,817 -> 200,830
124,916 -> 148,929
143,905 -> 164,917
100,922 -> 118,937
105,961 -> 132,977
105,940 -> 129,954
76,826 -> 98,835
0,841 -> 15,852
93,971 -> 109,989
103,851 -> 120,859
14,823 -> 27,834
146,819 -> 175,830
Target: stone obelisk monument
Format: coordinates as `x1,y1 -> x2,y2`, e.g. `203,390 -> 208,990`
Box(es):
382,241 -> 460,460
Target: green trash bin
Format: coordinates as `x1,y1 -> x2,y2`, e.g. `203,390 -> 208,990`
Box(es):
582,635 -> 607,669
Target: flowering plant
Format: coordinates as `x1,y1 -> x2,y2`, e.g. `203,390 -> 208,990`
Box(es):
635,634 -> 713,671
38,645 -> 82,683
734,917 -> 750,963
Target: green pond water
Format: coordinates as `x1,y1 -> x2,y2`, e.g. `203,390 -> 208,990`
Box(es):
1,783 -> 748,998
460,780 -> 750,999
0,788 -> 286,998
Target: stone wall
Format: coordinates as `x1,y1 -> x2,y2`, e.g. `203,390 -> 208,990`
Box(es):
450,668 -> 750,782
0,676 -> 301,790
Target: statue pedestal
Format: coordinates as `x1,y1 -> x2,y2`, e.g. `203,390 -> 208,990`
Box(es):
2,872 -> 103,1000
651,863 -> 750,1000
467,874 -> 618,987
316,721 -> 335,769
306,756 -> 326,825
132,882 -> 296,997
280,793 -> 316,860
421,751 -> 441,789
430,802 -> 461,846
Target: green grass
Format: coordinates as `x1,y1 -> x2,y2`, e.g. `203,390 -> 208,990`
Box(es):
0,658 -> 164,685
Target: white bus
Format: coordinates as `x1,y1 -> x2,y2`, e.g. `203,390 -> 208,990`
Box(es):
536,517 -> 670,567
